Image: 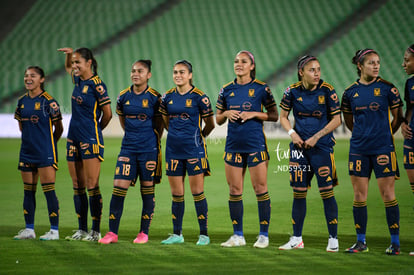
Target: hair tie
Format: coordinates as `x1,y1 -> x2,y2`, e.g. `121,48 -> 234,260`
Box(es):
408,47 -> 414,54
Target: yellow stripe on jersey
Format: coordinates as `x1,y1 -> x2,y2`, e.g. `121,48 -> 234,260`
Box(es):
165,88 -> 176,94
290,81 -> 302,89
148,87 -> 161,97
344,81 -> 359,91
191,87 -> 205,96
42,91 -> 53,100
91,76 -> 102,85
222,81 -> 234,88
49,117 -> 58,165
119,87 -> 131,96
320,82 -> 334,91
253,79 -> 266,85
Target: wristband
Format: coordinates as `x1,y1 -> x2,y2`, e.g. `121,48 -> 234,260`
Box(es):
288,129 -> 295,136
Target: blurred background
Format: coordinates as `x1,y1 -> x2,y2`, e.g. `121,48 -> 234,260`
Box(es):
0,0 -> 413,136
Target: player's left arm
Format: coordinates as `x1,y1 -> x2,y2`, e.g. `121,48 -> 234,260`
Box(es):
390,105 -> 403,134
202,115 -> 215,137
100,104 -> 112,130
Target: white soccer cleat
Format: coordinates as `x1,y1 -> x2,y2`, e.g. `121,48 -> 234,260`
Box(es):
326,237 -> 339,252
65,230 -> 88,241
82,230 -> 101,242
14,228 -> 36,240
39,230 -> 59,241
253,235 -> 269,248
279,236 -> 304,250
221,234 -> 246,247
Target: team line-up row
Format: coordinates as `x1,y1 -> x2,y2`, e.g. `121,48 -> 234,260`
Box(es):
13,45 -> 414,256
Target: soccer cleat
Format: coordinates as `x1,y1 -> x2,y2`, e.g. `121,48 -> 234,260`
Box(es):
385,244 -> 400,255
82,230 -> 101,242
345,241 -> 369,253
133,232 -> 148,244
326,237 -> 339,252
65,230 -> 88,241
221,234 -> 246,247
39,230 -> 59,240
14,228 -> 36,240
410,251 -> 414,256
161,234 -> 184,244
196,235 -> 210,246
253,235 -> 269,248
278,236 -> 304,250
98,232 -> 118,244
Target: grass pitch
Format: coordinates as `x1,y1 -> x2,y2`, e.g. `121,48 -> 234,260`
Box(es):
1,137 -> 413,274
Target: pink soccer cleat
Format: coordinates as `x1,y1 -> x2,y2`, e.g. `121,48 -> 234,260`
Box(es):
133,232 -> 148,244
98,231 -> 118,244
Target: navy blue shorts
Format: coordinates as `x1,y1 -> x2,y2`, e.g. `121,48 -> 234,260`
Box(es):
66,139 -> 104,162
114,149 -> 159,184
289,143 -> 338,188
349,151 -> 399,179
165,157 -> 210,176
223,151 -> 269,168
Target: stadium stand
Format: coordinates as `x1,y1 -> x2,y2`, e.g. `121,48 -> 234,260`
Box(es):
0,0 -> 168,111
35,0 -> 367,114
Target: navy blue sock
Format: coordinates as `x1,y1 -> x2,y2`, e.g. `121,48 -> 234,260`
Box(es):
193,192 -> 208,236
353,201 -> 367,243
292,190 -> 307,237
108,186 -> 127,234
140,185 -> 155,235
229,194 -> 243,236
88,187 -> 102,232
172,195 -> 184,235
23,183 -> 36,229
320,188 -> 338,238
385,199 -> 400,246
73,187 -> 88,231
256,192 -> 270,237
41,183 -> 59,230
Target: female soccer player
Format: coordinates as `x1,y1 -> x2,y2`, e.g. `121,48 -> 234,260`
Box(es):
342,49 -> 403,255
99,60 -> 163,244
216,50 -> 278,248
400,44 -> 414,256
160,60 -> 215,245
58,47 -> 112,241
278,55 -> 341,252
14,66 -> 63,240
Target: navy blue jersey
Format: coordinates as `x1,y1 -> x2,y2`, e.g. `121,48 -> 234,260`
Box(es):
404,75 -> 414,146
280,79 -> 340,151
68,74 -> 111,143
15,91 -> 62,165
216,79 -> 276,153
160,86 -> 213,159
116,85 -> 161,153
341,77 -> 403,154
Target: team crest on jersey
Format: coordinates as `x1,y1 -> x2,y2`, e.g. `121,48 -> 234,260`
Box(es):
377,155 -> 389,165
142,99 -> 149,108
374,88 -> 380,96
186,99 -> 192,107
248,89 -> 255,97
115,167 -> 120,175
318,95 -> 325,104
349,162 -> 354,171
82,85 -> 89,94
34,102 -> 41,110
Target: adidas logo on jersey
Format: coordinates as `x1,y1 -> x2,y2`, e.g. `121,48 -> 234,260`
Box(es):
230,92 -> 235,97
194,166 -> 200,171
252,157 -> 259,162
383,167 -> 390,173
353,93 -> 359,97
125,100 -> 130,105
169,100 -> 173,104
